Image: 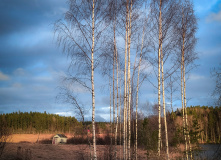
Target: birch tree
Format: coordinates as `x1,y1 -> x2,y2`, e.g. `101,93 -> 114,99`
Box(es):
54,0 -> 111,159
148,0 -> 179,157
121,1 -> 145,158
175,1 -> 197,159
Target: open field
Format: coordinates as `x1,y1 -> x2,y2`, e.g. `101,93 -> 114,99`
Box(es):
8,134 -> 72,143
1,134 -> 184,160
1,143 -> 148,160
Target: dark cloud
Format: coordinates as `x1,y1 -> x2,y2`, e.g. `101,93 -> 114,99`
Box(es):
0,0 -> 67,35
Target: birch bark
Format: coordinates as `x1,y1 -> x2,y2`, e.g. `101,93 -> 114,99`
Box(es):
157,0 -> 162,156
91,1 -> 97,159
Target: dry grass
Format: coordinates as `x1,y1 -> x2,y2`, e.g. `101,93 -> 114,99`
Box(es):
1,143 -> 148,160
8,134 -> 74,143
2,134 -> 184,159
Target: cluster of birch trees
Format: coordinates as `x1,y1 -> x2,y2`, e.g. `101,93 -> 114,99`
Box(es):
54,0 -> 197,159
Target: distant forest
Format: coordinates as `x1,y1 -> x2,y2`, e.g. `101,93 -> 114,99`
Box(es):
175,105 -> 221,144
0,106 -> 220,145
0,111 -> 81,134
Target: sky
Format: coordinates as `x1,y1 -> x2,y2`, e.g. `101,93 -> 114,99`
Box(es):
0,0 -> 221,121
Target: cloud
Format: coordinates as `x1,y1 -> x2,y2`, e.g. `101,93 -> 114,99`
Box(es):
55,111 -> 73,117
189,74 -> 205,80
0,71 -> 10,80
12,83 -> 22,88
0,0 -> 67,35
13,68 -> 26,76
84,114 -> 107,122
207,10 -> 221,22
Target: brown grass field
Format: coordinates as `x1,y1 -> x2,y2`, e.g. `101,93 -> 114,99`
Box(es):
1,134 -> 184,160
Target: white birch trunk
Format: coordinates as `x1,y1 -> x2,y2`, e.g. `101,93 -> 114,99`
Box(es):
127,1 -> 133,158
123,1 -> 129,158
109,78 -> 112,148
183,64 -> 192,159
91,1 -> 97,159
181,50 -> 188,160
114,33 -> 119,159
157,0 -> 162,156
113,32 -> 115,149
181,6 -> 188,159
161,45 -> 169,159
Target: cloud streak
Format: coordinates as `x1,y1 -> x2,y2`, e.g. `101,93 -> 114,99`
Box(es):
0,71 -> 10,81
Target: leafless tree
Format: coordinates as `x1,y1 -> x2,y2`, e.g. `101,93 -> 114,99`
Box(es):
175,0 -> 198,159
54,0 -> 111,159
147,0 -> 180,158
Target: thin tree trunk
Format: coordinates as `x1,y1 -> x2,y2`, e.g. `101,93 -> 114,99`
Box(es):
125,86 -> 128,160
183,64 -> 192,159
113,26 -> 115,149
170,76 -> 173,114
109,78 -> 112,148
135,14 -> 146,159
120,77 -> 122,160
91,1 -> 97,159
157,0 -> 162,156
123,1 -> 129,158
135,64 -> 140,160
181,45 -> 188,160
181,6 -> 188,159
127,1 -> 133,158
135,49 -> 141,160
161,45 -> 169,159
114,31 -> 119,159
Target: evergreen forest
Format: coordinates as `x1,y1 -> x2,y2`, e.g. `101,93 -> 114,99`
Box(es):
1,105 -> 220,147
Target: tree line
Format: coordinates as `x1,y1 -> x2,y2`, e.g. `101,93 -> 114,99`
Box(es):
183,106 -> 221,144
1,105 -> 220,146
0,111 -> 81,134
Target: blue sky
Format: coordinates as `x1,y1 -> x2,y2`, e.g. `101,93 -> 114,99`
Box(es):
0,0 -> 220,121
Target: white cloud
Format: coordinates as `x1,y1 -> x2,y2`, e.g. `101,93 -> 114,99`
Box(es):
207,10 -> 221,22
0,71 -> 10,81
55,111 -> 73,117
189,74 -> 205,80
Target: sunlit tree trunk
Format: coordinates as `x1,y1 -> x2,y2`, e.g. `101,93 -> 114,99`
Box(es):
135,13 -> 147,159
123,1 -> 129,159
183,63 -> 192,159
109,78 -> 112,148
114,29 -> 119,159
113,22 -> 115,151
180,6 -> 188,159
91,1 -> 97,159
157,0 -> 162,156
161,46 -> 169,159
181,45 -> 188,160
127,1 -> 133,159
